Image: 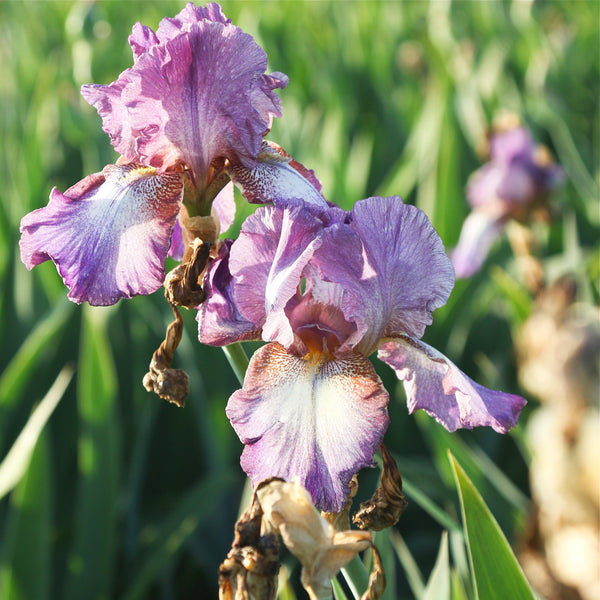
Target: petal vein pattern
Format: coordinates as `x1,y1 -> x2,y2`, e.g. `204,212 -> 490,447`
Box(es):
378,337 -> 526,433
81,5 -> 287,183
19,164 -> 182,305
226,343 -> 389,512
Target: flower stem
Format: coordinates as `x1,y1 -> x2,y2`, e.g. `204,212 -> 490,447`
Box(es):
222,342 -> 249,385
341,554 -> 370,598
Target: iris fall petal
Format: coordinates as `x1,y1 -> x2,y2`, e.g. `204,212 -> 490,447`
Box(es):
20,164 -> 182,306
226,342 -> 390,512
378,337 -> 526,433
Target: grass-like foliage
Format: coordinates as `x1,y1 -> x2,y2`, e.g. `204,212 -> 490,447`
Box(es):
0,1 -> 598,599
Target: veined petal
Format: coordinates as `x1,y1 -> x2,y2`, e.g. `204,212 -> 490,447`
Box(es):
229,201 -> 324,348
228,141 -> 327,207
226,343 -> 390,512
451,211 -> 504,279
129,3 -> 230,61
378,337 -> 526,433
20,164 -> 182,305
315,197 -> 454,354
197,240 -> 260,345
81,11 -> 287,183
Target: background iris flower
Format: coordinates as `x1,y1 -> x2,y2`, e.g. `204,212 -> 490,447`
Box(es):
451,125 -> 563,279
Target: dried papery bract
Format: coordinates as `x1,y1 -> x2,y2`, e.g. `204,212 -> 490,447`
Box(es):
144,235 -> 213,407
142,303 -> 189,407
353,444 -> 408,531
218,480 -> 280,600
256,479 -> 385,600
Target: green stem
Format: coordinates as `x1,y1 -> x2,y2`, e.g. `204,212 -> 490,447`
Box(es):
221,343 -> 249,385
341,554 -> 370,599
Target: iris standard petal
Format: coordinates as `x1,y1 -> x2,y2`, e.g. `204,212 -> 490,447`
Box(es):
451,211 -> 504,279
316,197 -> 455,354
81,10 -> 287,183
228,141 -> 327,208
378,337 -> 526,434
20,164 -> 182,306
229,200 -> 324,349
196,240 -> 260,345
226,342 -> 390,512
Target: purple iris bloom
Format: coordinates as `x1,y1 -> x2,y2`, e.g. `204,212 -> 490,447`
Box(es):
19,3 -> 325,306
198,196 -> 526,512
452,126 -> 563,278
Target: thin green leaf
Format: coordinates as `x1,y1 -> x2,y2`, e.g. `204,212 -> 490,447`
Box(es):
62,307 -> 120,600
332,576 -> 349,600
417,413 -> 530,517
450,569 -> 470,600
402,475 -> 462,534
0,300 -> 73,409
372,528 -> 396,600
0,366 -> 73,499
340,554 -> 369,599
449,452 -> 535,600
0,431 -> 52,600
423,532 -> 450,600
122,472 -> 235,600
489,267 -> 534,328
389,530 -> 425,600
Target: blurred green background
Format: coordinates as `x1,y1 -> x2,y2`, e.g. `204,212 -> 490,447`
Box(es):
0,1 -> 598,599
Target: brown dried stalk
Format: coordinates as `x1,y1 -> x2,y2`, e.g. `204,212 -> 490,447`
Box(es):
353,443 -> 408,531
218,479 -> 281,600
142,303 -> 189,407
143,237 -> 212,407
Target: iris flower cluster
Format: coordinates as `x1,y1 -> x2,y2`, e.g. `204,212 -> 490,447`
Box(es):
19,3 -> 526,513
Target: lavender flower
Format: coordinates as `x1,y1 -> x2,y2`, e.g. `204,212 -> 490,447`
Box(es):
452,126 -> 563,278
19,3 -> 324,306
198,196 -> 526,512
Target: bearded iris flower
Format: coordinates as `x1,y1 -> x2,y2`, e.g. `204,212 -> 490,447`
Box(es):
451,125 -> 563,279
19,2 -> 325,306
198,196 -> 526,512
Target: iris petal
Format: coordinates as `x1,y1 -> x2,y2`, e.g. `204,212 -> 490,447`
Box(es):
228,141 -> 327,207
197,240 -> 260,345
315,197 -> 454,354
226,342 -> 389,512
450,211 -> 504,279
20,164 -> 182,305
229,200 -> 324,348
81,9 -> 287,183
378,337 -> 526,433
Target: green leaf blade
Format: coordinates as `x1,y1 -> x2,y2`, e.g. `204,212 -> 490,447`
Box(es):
449,452 -> 534,600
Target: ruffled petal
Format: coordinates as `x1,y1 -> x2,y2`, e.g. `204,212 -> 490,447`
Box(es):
20,164 -> 182,305
81,10 -> 287,184
378,337 -> 526,433
226,342 -> 390,512
228,141 -> 327,207
315,197 -> 454,354
229,200 -> 324,348
451,211 -> 504,278
196,240 -> 260,345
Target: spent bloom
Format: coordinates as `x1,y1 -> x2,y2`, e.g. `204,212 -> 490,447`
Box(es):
452,124 -> 563,278
19,3 -> 324,306
198,196 -> 526,512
